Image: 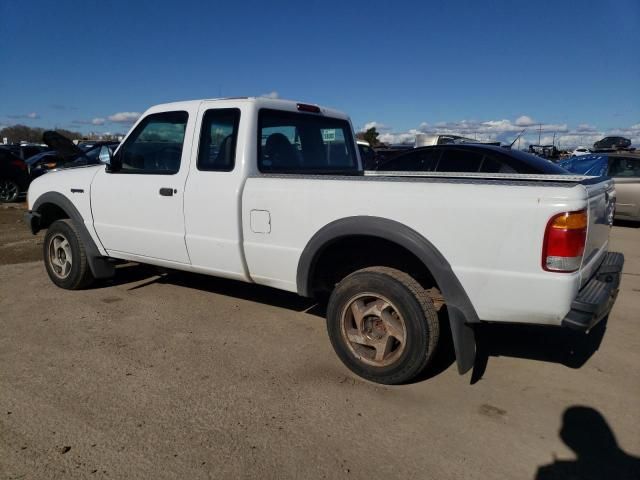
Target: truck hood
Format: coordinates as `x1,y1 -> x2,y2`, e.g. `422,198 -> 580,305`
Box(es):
42,131 -> 86,162
27,163 -> 103,210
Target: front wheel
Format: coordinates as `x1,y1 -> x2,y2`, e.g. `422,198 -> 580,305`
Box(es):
0,179 -> 20,203
43,219 -> 95,290
326,267 -> 440,385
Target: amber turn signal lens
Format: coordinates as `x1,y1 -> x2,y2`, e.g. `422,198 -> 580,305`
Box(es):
542,210 -> 588,272
549,211 -> 588,230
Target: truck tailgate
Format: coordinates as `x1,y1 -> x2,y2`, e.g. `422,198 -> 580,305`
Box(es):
580,178 -> 616,287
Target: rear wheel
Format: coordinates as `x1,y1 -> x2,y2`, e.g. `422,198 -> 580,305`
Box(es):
327,267 -> 439,385
43,219 -> 95,290
0,179 -> 19,203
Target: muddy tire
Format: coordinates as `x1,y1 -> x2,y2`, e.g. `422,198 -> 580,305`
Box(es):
326,267 -> 440,385
43,219 -> 95,290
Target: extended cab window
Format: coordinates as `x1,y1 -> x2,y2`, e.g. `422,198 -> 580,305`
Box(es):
197,108 -> 240,171
117,111 -> 188,174
258,109 -> 357,174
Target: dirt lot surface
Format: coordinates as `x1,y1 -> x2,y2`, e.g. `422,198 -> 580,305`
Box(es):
0,203 -> 41,265
1,203 -> 639,479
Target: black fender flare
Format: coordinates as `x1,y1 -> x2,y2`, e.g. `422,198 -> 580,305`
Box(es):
31,192 -> 114,279
296,216 -> 478,374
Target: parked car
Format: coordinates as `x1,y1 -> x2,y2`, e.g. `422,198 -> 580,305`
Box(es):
571,146 -> 591,157
0,144 -> 49,161
368,145 -> 412,169
77,140 -> 120,151
25,97 -> 622,385
414,133 -> 500,147
593,136 -> 631,150
371,144 -> 569,174
0,148 -> 29,202
356,140 -> 376,168
27,137 -> 118,180
559,152 -> 640,221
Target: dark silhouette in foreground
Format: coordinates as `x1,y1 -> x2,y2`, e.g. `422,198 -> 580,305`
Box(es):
536,406 -> 640,480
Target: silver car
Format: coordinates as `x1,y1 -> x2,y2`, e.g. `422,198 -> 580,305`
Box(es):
560,152 -> 640,221
609,154 -> 640,221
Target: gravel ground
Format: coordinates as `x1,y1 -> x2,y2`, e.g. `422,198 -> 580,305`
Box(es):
1,203 -> 639,479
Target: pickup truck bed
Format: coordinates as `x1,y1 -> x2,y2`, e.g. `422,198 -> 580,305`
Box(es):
243,172 -> 614,325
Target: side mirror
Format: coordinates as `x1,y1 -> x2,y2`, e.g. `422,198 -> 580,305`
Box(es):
105,149 -> 122,173
99,146 -> 111,165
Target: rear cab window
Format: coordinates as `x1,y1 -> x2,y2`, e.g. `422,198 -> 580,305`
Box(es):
258,109 -> 358,174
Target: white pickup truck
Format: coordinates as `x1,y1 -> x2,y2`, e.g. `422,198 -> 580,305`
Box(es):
26,97 -> 624,384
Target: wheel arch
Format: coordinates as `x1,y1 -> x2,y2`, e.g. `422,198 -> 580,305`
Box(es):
31,192 -> 114,280
296,216 -> 478,374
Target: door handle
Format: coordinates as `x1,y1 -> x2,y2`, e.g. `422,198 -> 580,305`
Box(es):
159,188 -> 175,197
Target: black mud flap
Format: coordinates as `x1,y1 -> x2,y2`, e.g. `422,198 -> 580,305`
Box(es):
448,307 -> 476,374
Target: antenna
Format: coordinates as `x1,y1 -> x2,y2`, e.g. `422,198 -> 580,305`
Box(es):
538,124 -> 542,145
509,128 -> 527,149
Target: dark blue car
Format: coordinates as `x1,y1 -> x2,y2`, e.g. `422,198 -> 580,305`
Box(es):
558,154 -> 610,176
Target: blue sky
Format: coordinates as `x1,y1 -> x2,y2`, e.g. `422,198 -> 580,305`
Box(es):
1,0 -> 639,147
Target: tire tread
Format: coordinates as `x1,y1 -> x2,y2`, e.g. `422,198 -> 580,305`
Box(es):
44,219 -> 95,290
327,266 -> 440,384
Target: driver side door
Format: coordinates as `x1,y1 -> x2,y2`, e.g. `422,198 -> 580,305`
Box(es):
91,109 -> 196,264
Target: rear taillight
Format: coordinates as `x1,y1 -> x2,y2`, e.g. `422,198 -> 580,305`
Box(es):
542,210 -> 588,272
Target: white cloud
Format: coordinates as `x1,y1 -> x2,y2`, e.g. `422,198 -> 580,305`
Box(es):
260,91 -> 279,99
362,121 -> 390,131
515,115 -> 535,127
576,123 -> 597,132
7,112 -> 40,120
363,115 -> 640,149
108,112 -> 141,124
92,117 -> 106,126
608,123 -> 640,138
379,128 -> 422,145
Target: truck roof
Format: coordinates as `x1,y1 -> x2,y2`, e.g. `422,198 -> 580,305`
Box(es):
144,97 -> 350,121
